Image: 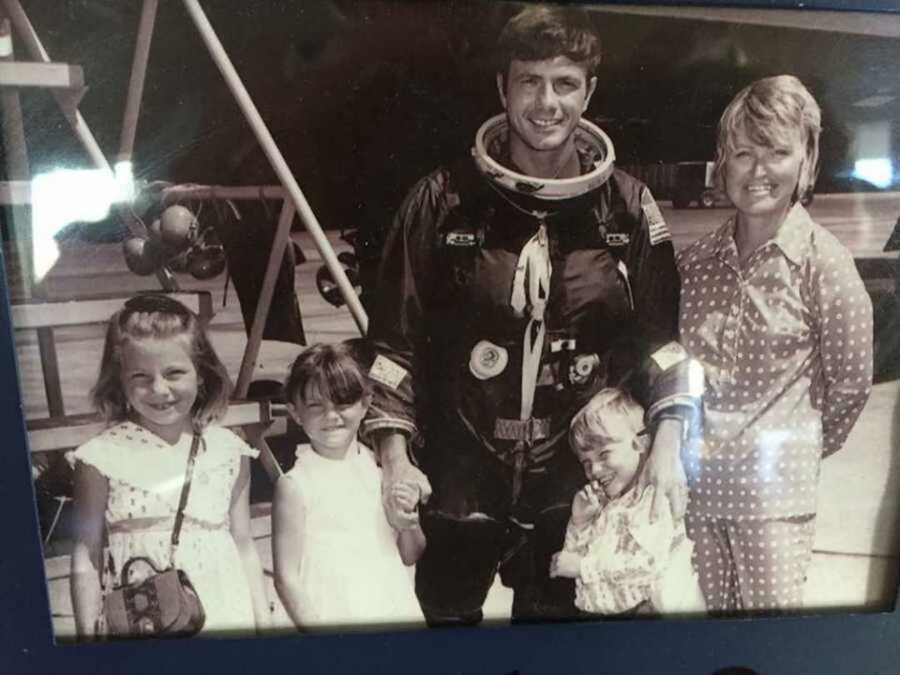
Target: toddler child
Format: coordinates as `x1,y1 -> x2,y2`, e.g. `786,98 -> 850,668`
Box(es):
550,388 -> 705,616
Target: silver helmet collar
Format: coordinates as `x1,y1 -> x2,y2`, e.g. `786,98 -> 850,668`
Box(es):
472,113 -> 616,201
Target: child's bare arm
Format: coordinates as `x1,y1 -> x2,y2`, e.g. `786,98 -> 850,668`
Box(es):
397,525 -> 426,566
389,482 -> 426,564
272,473 -> 308,630
229,457 -> 271,633
70,463 -> 108,640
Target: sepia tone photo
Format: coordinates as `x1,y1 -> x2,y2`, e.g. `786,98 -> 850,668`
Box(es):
1,0 -> 899,643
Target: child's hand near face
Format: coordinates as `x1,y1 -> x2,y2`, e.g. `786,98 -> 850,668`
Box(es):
550,550 -> 583,579
570,481 -> 604,528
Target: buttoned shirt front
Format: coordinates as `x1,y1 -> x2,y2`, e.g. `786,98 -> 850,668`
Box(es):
677,204 -> 873,520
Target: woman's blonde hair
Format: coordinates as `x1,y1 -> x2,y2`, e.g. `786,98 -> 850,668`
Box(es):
91,294 -> 231,431
713,75 -> 822,204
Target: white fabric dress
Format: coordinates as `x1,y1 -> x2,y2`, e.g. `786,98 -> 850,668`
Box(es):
68,421 -> 259,636
283,442 -> 424,629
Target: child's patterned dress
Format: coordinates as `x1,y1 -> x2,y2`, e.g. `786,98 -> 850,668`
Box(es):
69,422 -> 259,635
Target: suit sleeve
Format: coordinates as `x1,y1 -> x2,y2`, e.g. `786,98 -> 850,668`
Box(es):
361,171 -> 449,442
625,185 -> 704,423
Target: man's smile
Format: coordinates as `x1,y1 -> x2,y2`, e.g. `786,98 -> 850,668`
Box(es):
529,117 -> 563,128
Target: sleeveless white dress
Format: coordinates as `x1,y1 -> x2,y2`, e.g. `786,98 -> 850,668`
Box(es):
68,421 -> 259,636
283,442 -> 424,630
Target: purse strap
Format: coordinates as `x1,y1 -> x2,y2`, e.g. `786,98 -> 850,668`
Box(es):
170,433 -> 202,562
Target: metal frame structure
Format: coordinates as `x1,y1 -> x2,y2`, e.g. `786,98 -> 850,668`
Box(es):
0,0 -> 369,480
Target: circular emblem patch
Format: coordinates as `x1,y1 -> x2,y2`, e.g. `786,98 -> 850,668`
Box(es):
569,353 -> 600,385
469,340 -> 509,380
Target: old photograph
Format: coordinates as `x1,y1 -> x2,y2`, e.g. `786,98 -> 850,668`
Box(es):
1,0 -> 899,642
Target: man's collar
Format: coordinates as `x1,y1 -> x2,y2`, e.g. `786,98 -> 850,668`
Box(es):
499,143 -> 597,178
472,114 -> 616,201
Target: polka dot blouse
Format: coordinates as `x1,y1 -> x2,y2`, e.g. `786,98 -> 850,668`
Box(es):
677,204 -> 873,521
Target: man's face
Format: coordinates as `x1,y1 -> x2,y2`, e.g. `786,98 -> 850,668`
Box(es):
497,56 -> 596,160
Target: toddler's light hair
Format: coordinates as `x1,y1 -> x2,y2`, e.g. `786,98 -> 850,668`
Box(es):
569,387 -> 646,455
713,74 -> 822,204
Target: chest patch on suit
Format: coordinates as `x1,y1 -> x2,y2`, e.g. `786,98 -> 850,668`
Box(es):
469,340 -> 508,380
446,231 -> 477,247
605,232 -> 630,247
640,189 -> 671,246
650,342 -> 688,371
369,355 -> 409,390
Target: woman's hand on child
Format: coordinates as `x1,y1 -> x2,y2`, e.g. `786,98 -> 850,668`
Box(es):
550,550 -> 582,579
571,482 -> 604,527
640,417 -> 689,523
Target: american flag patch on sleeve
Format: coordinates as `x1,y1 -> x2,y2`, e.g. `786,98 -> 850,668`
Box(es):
640,188 -> 671,246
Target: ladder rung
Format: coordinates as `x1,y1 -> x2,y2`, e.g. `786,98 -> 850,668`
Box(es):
0,61 -> 83,90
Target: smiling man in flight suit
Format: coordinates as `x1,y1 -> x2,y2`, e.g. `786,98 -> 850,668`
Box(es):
362,5 -> 702,625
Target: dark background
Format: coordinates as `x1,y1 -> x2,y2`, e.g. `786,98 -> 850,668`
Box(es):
3,1 -> 900,673
8,0 -> 900,242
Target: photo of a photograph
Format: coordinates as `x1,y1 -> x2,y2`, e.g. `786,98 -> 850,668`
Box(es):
1,0 -> 899,644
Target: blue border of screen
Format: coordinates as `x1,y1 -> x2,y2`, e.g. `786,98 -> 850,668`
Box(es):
2,0 -> 899,672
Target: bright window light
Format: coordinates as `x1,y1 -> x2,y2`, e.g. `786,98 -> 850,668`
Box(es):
852,158 -> 894,189
30,162 -> 134,281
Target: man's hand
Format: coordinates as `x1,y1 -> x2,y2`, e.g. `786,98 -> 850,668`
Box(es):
550,550 -> 582,579
638,417 -> 688,522
378,432 -> 432,530
570,481 -> 604,528
389,481 -> 421,513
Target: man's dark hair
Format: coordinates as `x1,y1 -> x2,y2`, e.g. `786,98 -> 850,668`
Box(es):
496,5 -> 602,81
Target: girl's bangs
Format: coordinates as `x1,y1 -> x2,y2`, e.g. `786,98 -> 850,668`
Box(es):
306,360 -> 368,406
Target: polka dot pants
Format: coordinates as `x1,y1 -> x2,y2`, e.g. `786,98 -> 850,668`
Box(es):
685,513 -> 815,615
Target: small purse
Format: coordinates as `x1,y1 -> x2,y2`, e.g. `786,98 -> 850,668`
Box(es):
103,434 -> 206,638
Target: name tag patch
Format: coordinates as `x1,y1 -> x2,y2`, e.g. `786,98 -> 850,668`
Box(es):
605,232 -> 630,247
446,231 -> 477,247
369,355 -> 409,390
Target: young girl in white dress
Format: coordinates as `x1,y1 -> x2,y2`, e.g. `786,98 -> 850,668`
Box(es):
272,343 -> 426,630
69,294 -> 270,639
